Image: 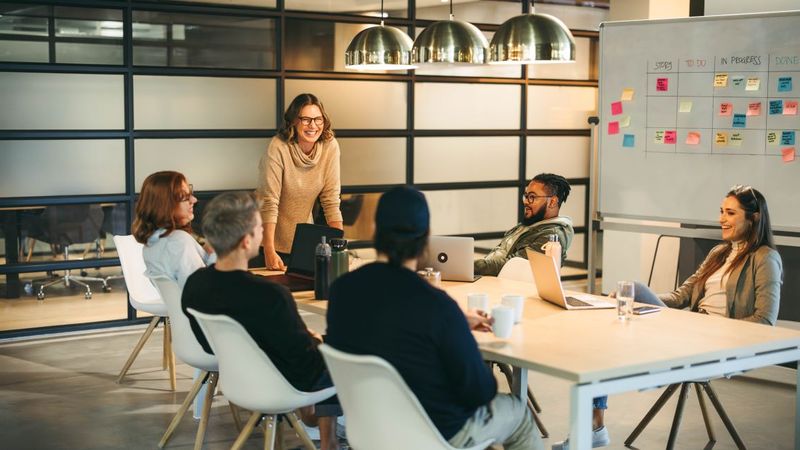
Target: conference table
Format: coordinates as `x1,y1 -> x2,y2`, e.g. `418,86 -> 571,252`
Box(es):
266,272 -> 800,449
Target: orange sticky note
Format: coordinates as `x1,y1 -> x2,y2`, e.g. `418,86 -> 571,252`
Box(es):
783,148 -> 796,162
608,121 -> 620,135
621,88 -> 635,101
747,102 -> 761,116
719,102 -> 733,116
785,100 -> 798,115
686,131 -> 701,145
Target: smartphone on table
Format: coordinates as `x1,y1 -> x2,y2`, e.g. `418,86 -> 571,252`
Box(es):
632,305 -> 661,315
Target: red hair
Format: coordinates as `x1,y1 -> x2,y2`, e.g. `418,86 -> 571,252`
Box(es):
132,171 -> 192,243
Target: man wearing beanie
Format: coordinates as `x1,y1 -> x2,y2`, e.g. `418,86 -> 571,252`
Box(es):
326,186 -> 542,449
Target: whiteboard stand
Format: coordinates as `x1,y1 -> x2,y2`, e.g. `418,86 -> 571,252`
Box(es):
587,115 -> 600,294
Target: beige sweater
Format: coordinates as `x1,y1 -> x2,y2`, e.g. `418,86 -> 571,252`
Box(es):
257,136 -> 342,253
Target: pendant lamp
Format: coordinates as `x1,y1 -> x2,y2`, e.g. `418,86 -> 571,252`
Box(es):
412,0 -> 488,65
488,2 -> 575,64
344,0 -> 415,70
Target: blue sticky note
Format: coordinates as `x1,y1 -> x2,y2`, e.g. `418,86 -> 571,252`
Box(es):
769,100 -> 783,115
623,134 -> 635,148
778,76 -> 793,92
781,130 -> 796,145
732,114 -> 746,128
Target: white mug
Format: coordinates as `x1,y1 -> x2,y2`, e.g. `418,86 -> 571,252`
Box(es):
501,294 -> 525,323
491,306 -> 514,339
467,293 -> 490,312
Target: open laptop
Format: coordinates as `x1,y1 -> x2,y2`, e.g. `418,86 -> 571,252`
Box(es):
263,223 -> 344,292
526,248 -> 615,310
420,236 -> 480,282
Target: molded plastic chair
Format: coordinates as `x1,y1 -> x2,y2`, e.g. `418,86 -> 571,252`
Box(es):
318,344 -> 494,450
151,276 -> 220,450
186,308 -> 335,450
113,235 -> 176,390
497,256 -> 535,283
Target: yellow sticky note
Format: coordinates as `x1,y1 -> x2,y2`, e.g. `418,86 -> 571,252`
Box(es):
686,131 -> 701,145
729,132 -> 743,146
621,88 -> 634,101
654,130 -> 665,144
714,73 -> 728,87
620,115 -> 631,128
715,132 -> 728,145
679,100 -> 693,113
767,130 -> 778,145
746,77 -> 760,91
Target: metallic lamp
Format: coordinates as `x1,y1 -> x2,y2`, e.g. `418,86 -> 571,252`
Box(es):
345,24 -> 416,70
488,12 -> 575,64
412,19 -> 488,65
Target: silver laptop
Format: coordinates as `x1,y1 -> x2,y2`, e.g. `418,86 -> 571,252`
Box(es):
526,248 -> 614,310
420,236 -> 481,282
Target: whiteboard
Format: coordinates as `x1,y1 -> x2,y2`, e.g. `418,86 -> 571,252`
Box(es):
598,11 -> 800,231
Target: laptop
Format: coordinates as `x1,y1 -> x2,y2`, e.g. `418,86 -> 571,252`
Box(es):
263,223 -> 344,292
526,248 -> 615,310
420,236 -> 481,282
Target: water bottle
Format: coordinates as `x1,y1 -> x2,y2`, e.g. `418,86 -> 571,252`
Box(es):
330,238 -> 349,283
314,236 -> 331,300
543,234 -> 562,272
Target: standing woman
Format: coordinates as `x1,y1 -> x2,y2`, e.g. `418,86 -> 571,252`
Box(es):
258,93 -> 343,270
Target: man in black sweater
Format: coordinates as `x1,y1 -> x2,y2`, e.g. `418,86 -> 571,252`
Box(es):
327,186 -> 541,450
181,191 -> 341,450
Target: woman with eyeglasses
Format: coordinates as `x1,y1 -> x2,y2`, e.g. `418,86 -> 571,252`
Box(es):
257,93 -> 343,270
133,170 -> 215,290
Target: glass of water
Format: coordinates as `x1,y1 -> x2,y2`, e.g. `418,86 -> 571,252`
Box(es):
616,281 -> 635,320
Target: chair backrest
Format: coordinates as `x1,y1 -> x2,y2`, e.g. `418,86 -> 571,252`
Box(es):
150,276 -> 217,371
186,308 -> 335,414
113,235 -> 163,312
41,204 -> 104,245
498,256 -> 535,283
318,344 -> 492,450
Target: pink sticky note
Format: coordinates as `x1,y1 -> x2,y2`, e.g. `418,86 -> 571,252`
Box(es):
719,102 -> 733,116
611,101 -> 623,116
686,131 -> 701,145
608,121 -> 620,135
656,78 -> 669,91
747,102 -> 761,116
664,130 -> 677,144
783,148 -> 796,162
785,100 -> 798,115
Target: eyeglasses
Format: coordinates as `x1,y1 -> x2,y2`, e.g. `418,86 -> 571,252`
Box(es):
522,192 -> 553,204
177,184 -> 194,202
298,116 -> 324,126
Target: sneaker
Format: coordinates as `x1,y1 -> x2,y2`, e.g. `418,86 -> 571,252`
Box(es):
551,426 -> 610,449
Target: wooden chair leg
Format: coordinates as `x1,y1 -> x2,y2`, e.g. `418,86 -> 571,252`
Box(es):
666,383 -> 691,450
193,371 -> 218,450
701,382 -> 747,449
116,316 -> 160,384
229,402 -> 244,432
231,412 -> 262,450
164,320 -> 177,391
529,400 -> 549,438
286,412 -> 318,450
528,387 -> 542,413
625,383 -> 682,446
262,414 -> 278,450
694,382 -> 716,443
162,318 -> 169,370
158,370 -> 209,448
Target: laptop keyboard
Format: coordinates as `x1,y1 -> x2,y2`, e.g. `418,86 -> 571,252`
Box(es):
565,296 -> 593,307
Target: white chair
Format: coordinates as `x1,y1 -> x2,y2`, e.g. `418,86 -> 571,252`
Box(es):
318,344 -> 493,450
151,276 -> 221,450
186,308 -> 335,450
497,256 -> 535,283
113,235 -> 176,390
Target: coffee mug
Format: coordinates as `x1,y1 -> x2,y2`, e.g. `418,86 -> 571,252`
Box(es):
501,294 -> 525,323
467,292 -> 490,312
491,306 -> 514,339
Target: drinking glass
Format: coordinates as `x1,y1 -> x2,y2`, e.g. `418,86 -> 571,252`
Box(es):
617,281 -> 635,321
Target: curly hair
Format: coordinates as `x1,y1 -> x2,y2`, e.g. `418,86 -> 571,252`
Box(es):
277,93 -> 334,143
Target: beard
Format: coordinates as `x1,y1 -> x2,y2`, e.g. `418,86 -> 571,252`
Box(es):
522,206 -> 547,226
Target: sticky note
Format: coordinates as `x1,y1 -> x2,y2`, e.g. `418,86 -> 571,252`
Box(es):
686,131 -> 701,145
781,130 -> 796,145
719,102 -> 733,116
608,121 -> 620,135
784,100 -> 798,115
664,130 -> 677,144
746,77 -> 760,91
656,78 -> 669,91
654,130 -> 665,144
778,76 -> 793,92
783,148 -> 796,162
621,88 -> 635,101
715,132 -> 728,145
714,73 -> 728,87
769,100 -> 783,115
767,131 -> 778,145
620,115 -> 631,128
729,132 -> 743,146
611,101 -> 623,115
732,77 -> 745,88
623,134 -> 635,148
732,113 -> 746,128
679,100 -> 693,113
747,102 -> 761,116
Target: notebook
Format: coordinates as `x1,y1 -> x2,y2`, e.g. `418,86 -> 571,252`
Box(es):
420,236 -> 481,282
263,223 -> 344,292
526,248 -> 614,310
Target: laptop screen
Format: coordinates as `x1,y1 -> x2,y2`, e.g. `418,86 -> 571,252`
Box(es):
287,223 -> 344,276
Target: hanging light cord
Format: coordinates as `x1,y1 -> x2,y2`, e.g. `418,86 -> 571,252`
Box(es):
380,0 -> 385,26
449,0 -> 454,21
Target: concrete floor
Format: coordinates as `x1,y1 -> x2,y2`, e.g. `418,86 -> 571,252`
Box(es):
0,313 -> 796,450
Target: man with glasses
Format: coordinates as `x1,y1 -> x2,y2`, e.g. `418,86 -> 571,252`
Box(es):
474,173 -> 573,276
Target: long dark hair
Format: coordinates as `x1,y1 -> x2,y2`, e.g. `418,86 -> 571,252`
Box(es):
694,185 -> 774,287
277,93 -> 334,143
132,171 -> 192,243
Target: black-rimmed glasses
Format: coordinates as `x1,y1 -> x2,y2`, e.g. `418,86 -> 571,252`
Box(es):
298,116 -> 324,126
522,192 -> 553,203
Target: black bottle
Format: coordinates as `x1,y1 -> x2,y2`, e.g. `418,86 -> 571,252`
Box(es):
314,236 -> 331,300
